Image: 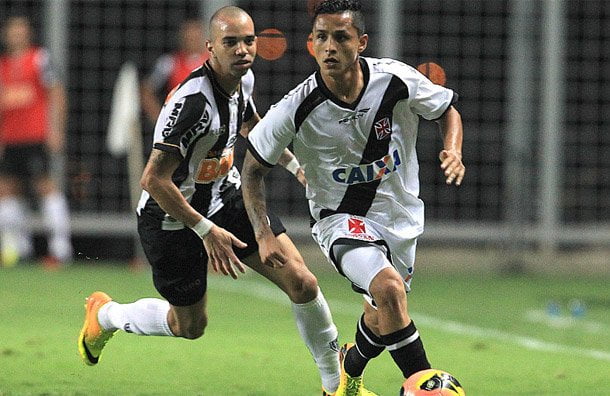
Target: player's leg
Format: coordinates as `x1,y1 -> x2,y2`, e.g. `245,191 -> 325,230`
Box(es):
0,147 -> 34,265
243,234 -> 341,394
32,143 -> 72,265
78,215 -> 208,366
79,290 -> 181,366
336,243 -> 431,379
98,293 -> 206,339
35,176 -> 72,264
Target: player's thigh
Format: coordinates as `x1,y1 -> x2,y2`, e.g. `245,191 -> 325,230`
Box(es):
138,212 -> 208,307
0,174 -> 20,197
333,242 -> 393,294
243,234 -> 318,303
33,174 -> 57,196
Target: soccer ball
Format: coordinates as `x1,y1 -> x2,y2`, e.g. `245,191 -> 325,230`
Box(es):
399,369 -> 465,396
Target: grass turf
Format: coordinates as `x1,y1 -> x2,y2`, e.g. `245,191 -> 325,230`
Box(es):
0,257 -> 609,395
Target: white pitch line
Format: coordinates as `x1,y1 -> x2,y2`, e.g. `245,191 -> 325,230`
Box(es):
525,309 -> 607,334
210,277 -> 610,362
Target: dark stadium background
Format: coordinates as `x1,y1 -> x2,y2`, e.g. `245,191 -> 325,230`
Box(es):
1,0 -> 608,267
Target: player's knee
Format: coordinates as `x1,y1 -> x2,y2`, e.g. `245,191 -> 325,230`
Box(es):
369,272 -> 405,311
287,269 -> 318,304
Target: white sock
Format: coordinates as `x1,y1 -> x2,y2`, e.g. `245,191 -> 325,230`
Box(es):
42,192 -> 72,261
98,298 -> 174,336
292,288 -> 340,393
0,197 -> 33,258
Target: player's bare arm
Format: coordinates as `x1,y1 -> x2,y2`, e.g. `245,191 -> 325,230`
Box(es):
437,105 -> 465,186
240,114 -> 306,186
241,151 -> 288,269
141,148 -> 247,278
47,82 -> 67,154
277,149 -> 306,187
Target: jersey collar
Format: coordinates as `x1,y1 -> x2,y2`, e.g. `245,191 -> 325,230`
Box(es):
204,60 -> 240,100
315,57 -> 370,110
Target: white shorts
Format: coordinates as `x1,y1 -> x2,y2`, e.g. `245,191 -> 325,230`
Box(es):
311,213 -> 417,294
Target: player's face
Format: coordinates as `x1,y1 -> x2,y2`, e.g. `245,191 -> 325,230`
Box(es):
312,12 -> 367,78
207,15 -> 257,81
181,22 -> 205,53
2,17 -> 32,52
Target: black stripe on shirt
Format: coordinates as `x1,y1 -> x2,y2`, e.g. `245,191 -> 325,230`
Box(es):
333,75 -> 409,216
314,58 -> 370,110
294,87 -> 326,132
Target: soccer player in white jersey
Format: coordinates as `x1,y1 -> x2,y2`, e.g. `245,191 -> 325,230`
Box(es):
78,7 -> 342,393
242,0 -> 465,394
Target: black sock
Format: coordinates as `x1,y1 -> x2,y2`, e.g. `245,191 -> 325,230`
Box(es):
381,321 -> 431,378
344,315 -> 385,377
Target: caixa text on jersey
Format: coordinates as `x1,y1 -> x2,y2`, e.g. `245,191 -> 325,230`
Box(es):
332,149 -> 401,185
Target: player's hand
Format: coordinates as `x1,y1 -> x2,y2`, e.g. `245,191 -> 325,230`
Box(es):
258,234 -> 288,269
439,149 -> 465,186
202,225 -> 247,279
295,167 -> 307,187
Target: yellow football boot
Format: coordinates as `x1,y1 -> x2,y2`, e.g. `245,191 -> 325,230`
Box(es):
78,291 -> 116,366
325,343 -> 378,396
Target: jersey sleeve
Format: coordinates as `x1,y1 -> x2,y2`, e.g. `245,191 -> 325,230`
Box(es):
408,68 -> 457,120
247,98 -> 296,167
153,91 -> 211,158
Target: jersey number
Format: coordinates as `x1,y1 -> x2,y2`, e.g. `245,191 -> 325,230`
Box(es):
195,149 -> 234,184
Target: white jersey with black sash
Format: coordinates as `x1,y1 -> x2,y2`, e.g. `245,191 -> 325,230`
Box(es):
247,56 -> 457,239
137,62 -> 256,230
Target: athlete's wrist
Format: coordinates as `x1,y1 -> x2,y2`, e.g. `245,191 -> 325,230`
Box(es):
190,217 -> 215,239
284,157 -> 300,176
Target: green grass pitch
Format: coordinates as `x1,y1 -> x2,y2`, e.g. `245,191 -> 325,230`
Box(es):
0,247 -> 609,395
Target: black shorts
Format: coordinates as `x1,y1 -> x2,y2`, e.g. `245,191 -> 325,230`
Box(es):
0,143 -> 50,181
137,193 -> 286,306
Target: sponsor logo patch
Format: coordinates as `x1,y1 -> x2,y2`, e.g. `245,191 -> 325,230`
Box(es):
338,108 -> 370,124
179,107 -> 210,148
162,101 -> 184,137
329,338 -> 339,352
332,149 -> 402,185
210,124 -> 226,137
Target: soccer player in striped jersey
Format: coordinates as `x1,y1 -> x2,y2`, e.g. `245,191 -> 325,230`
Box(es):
242,0 -> 465,394
79,7 -> 342,393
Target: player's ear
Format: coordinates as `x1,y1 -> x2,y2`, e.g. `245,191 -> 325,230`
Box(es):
358,34 -> 368,54
206,39 -> 214,57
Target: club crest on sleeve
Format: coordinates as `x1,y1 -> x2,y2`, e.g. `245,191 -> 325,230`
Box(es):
374,117 -> 392,140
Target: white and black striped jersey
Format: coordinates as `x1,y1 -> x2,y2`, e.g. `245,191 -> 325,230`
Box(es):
137,62 -> 256,230
247,57 -> 457,238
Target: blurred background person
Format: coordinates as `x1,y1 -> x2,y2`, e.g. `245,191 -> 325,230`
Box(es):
0,16 -> 72,269
140,18 -> 209,126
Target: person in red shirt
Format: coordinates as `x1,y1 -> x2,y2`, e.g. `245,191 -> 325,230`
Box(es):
140,18 -> 209,125
0,16 -> 72,268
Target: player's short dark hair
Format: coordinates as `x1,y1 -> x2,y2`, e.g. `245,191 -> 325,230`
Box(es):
313,0 -> 366,35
